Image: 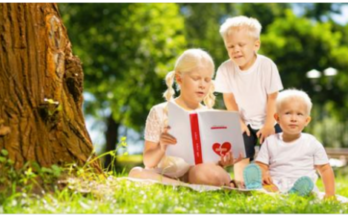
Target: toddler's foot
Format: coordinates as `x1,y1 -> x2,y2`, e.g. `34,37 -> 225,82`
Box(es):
243,164 -> 262,189
288,176 -> 314,196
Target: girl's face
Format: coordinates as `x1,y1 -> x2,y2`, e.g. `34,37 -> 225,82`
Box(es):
224,27 -> 260,71
176,66 -> 213,106
275,99 -> 311,141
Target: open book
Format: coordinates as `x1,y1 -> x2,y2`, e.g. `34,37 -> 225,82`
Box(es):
167,101 -> 246,165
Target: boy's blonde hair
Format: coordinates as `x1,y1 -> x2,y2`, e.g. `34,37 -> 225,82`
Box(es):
163,48 -> 215,108
276,89 -> 313,115
219,16 -> 262,40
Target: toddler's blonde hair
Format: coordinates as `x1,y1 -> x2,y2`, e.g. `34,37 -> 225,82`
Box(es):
163,48 -> 215,108
276,89 -> 313,115
219,16 -> 262,40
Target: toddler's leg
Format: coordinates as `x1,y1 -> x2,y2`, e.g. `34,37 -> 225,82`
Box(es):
288,176 -> 314,196
243,163 -> 262,189
188,163 -> 230,187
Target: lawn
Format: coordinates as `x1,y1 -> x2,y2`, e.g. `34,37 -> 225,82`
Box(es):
1,158 -> 348,214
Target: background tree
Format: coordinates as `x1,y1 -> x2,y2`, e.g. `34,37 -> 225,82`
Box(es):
56,3 -> 348,168
59,3 -> 187,168
0,3 -> 100,171
261,9 -> 348,147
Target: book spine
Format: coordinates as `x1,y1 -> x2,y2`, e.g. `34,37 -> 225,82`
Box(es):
189,113 -> 203,164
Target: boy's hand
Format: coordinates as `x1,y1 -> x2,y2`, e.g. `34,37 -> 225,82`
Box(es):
218,151 -> 243,168
159,126 -> 177,151
257,124 -> 275,143
241,122 -> 250,136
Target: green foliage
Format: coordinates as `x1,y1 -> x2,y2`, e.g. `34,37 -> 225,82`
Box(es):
237,3 -> 291,31
261,9 -> 348,119
0,149 -> 64,202
60,3 -> 186,131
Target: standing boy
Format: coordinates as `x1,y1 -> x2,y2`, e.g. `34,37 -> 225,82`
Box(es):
214,16 -> 283,186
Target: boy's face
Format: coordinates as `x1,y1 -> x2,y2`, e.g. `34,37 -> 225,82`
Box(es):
224,27 -> 260,71
176,66 -> 213,105
275,99 -> 311,137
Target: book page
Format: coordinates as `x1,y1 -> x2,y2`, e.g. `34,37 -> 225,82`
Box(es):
198,110 -> 246,163
167,101 -> 195,164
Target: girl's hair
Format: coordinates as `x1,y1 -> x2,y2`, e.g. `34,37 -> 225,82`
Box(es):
219,16 -> 262,40
276,89 -> 313,115
163,48 -> 216,108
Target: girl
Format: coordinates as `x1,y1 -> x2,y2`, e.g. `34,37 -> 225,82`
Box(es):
129,49 -> 241,186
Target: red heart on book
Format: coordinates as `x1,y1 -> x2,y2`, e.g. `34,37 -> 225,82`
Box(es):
212,142 -> 232,156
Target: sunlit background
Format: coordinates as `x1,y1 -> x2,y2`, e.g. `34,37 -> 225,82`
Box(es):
59,3 -> 348,168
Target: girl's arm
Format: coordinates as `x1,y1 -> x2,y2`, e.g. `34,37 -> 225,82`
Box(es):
143,128 -> 177,168
143,140 -> 166,168
316,163 -> 335,198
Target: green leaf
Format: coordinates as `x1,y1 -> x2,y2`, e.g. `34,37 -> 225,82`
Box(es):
0,156 -> 6,163
1,149 -> 8,156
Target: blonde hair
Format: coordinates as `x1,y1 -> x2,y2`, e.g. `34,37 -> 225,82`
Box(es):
276,89 -> 313,115
163,48 -> 216,108
219,16 -> 262,40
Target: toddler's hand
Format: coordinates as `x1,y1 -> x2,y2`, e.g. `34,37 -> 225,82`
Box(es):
262,173 -> 273,185
257,124 -> 275,143
159,126 -> 177,151
218,151 -> 243,168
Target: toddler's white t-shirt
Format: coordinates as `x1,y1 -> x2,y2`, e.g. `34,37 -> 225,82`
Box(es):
255,133 -> 329,192
214,54 -> 283,129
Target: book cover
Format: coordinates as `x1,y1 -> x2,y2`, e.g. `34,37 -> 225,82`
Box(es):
167,101 -> 246,165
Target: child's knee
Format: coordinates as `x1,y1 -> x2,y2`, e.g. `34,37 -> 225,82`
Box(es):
128,167 -> 144,178
188,164 -> 230,186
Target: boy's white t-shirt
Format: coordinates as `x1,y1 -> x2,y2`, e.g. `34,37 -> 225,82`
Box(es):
214,54 -> 283,129
255,133 -> 329,183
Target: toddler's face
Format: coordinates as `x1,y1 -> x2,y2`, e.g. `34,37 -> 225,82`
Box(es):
176,66 -> 213,105
275,99 -> 311,137
224,27 -> 260,71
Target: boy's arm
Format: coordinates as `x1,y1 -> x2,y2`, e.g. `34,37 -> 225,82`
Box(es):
316,163 -> 335,198
223,93 -> 250,136
257,91 -> 278,143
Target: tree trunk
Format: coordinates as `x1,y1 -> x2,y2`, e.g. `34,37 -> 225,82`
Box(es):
0,3 -> 101,172
104,114 -> 119,169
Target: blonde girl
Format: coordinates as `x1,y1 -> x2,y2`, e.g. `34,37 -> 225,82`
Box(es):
129,49 -> 241,186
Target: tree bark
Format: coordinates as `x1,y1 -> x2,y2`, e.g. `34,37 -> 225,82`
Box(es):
0,3 -> 101,172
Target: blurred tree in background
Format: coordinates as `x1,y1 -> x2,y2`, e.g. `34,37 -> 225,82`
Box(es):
60,3 -> 186,167
59,3 -> 348,168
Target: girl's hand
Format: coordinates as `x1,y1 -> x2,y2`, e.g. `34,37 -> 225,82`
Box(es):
159,126 -> 177,151
218,151 -> 243,168
257,124 -> 275,143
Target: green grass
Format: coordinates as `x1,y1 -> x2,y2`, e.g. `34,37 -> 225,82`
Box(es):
1,168 -> 348,213
1,147 -> 347,214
